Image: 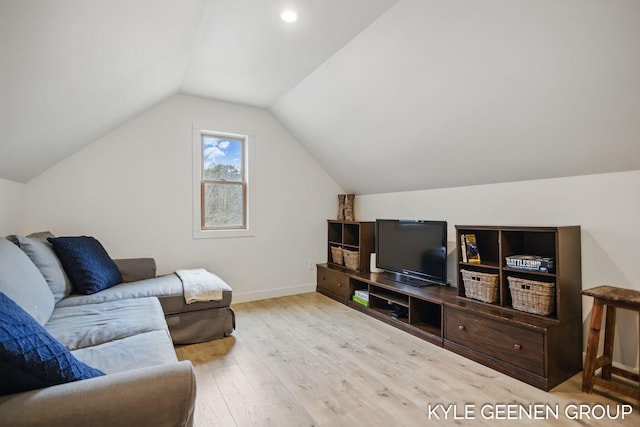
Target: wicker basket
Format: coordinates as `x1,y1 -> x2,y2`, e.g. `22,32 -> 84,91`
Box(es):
508,276 -> 555,315
461,269 -> 499,303
343,249 -> 360,270
331,246 -> 343,265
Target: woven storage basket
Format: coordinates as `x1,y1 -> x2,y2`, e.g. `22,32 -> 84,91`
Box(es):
343,249 -> 360,270
508,276 -> 555,315
461,269 -> 499,303
331,246 -> 343,265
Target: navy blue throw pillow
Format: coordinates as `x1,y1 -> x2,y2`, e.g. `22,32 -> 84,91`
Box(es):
0,292 -> 105,395
47,236 -> 123,295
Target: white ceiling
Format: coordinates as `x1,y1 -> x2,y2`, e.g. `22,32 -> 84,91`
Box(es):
180,0 -> 398,107
273,0 -> 640,194
2,0 -> 639,193
0,0 -> 397,183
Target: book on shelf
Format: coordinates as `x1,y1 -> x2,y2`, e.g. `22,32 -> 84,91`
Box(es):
354,289 -> 369,301
460,234 -> 468,263
352,295 -> 368,306
465,234 -> 481,264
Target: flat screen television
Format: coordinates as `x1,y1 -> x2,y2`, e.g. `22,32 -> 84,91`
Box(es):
375,219 -> 448,287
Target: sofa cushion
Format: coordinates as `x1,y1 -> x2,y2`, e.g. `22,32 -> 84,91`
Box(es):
55,274 -> 233,313
47,236 -> 123,295
71,330 -> 178,374
46,298 -> 169,351
112,258 -> 157,283
160,281 -> 233,314
166,307 -> 235,345
26,230 -> 57,242
55,274 -> 184,307
0,238 -> 55,325
15,235 -> 72,303
0,292 -> 104,396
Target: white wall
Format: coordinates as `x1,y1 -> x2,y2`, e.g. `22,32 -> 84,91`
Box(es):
24,94 -> 342,302
356,170 -> 640,369
17,91 -> 638,368
0,177 -> 24,235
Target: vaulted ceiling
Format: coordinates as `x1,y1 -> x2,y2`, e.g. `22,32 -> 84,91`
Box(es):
2,0 -> 639,194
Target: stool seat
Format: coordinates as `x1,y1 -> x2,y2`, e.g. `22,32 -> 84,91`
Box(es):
582,285 -> 640,309
581,285 -> 640,405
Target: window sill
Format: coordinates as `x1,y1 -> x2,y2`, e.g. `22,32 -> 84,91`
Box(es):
192,228 -> 255,239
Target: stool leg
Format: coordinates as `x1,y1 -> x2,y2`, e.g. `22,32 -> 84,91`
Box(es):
582,298 -> 604,393
601,305 -> 616,380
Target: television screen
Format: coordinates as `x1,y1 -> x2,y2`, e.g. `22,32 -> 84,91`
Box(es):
375,219 -> 447,286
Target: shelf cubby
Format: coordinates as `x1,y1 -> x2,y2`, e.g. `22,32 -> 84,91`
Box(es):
455,225 -> 581,322
326,220 -> 375,272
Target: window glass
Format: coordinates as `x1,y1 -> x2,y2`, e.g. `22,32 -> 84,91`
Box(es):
202,136 -> 243,182
202,182 -> 244,228
199,133 -> 247,230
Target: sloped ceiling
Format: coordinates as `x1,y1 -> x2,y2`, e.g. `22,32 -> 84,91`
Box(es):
0,0 -> 207,183
2,0 -> 639,194
0,0 -> 397,183
273,0 -> 640,194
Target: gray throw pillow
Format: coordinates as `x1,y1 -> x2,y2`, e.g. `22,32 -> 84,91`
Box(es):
16,236 -> 72,303
0,238 -> 55,325
26,230 -> 56,243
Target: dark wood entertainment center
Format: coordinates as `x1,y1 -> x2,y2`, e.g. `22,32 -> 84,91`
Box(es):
317,220 -> 583,391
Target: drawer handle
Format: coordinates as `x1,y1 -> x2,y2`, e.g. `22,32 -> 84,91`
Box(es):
514,344 -> 522,351
458,325 -> 465,331
321,276 -> 326,280
338,283 -> 343,287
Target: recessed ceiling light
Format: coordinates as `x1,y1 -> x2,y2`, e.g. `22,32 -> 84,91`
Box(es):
280,10 -> 298,23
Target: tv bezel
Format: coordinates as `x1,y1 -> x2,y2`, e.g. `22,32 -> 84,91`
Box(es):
375,219 -> 448,286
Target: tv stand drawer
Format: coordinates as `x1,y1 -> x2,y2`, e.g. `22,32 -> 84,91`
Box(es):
317,265 -> 349,300
445,307 -> 545,376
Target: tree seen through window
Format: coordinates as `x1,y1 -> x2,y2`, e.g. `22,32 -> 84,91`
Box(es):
201,135 -> 246,229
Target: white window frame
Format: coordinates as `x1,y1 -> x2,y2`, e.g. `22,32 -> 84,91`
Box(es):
192,127 -> 255,239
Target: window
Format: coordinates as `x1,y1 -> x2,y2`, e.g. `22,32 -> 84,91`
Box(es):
193,128 -> 254,238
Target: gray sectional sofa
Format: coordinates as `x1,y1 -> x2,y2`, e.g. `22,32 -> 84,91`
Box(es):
0,233 -> 235,427
65,259 -> 236,345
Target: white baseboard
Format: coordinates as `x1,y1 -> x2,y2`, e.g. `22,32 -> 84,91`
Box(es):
232,282 -> 316,304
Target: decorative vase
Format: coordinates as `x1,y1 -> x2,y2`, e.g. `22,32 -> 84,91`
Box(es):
344,194 -> 355,221
337,194 -> 346,220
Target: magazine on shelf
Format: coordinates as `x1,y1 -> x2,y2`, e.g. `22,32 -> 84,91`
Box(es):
465,234 -> 481,264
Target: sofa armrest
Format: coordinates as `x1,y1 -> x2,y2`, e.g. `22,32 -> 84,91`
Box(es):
0,361 -> 196,427
113,257 -> 157,282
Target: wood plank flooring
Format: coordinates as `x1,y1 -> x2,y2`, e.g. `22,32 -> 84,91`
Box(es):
175,292 -> 639,426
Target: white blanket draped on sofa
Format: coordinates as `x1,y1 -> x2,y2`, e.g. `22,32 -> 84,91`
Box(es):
175,268 -> 227,304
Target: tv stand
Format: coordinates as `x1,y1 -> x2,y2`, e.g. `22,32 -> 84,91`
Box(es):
385,272 -> 436,288
317,263 -> 456,346
318,223 -> 583,391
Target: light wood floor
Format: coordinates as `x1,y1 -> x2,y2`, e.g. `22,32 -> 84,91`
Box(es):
176,292 -> 639,426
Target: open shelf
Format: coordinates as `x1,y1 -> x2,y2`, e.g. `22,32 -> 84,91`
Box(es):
455,225 -> 581,322
344,273 -> 450,345
369,306 -> 409,325
326,220 -> 375,272
369,287 -> 409,307
459,260 -> 500,270
501,230 -> 556,261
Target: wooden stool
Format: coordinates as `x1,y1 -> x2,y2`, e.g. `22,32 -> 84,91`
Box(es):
581,285 -> 640,405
